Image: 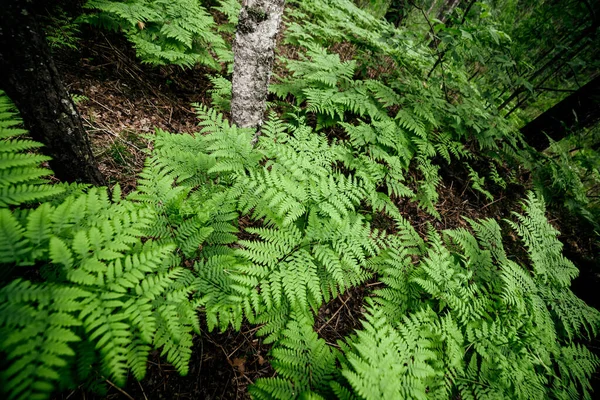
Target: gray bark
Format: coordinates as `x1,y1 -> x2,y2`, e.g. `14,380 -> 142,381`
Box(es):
427,0 -> 438,16
436,0 -> 461,23
231,0 -> 285,139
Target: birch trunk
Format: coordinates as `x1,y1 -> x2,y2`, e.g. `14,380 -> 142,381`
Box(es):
436,0 -> 461,23
231,0 -> 285,140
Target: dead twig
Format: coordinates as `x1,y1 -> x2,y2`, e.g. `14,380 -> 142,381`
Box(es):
481,195 -> 505,209
105,379 -> 135,400
137,380 -> 149,400
317,294 -> 351,334
82,116 -> 144,151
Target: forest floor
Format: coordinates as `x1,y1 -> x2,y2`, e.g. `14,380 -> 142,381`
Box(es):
52,27 -> 600,400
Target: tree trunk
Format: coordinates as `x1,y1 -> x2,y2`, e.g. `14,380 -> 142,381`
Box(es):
436,0 -> 461,23
427,0 -> 438,17
231,0 -> 286,143
520,75 -> 600,151
0,0 -> 105,185
427,0 -> 475,74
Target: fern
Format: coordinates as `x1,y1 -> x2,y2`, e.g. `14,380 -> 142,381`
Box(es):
2,1 -> 600,397
0,280 -> 86,400
250,314 -> 338,399
0,190 -> 200,397
232,115 -> 366,227
43,7 -> 82,50
214,0 -> 241,26
208,75 -> 232,112
194,103 -> 260,175
0,94 -> 211,399
466,164 -> 494,201
0,92 -> 64,207
352,192 -> 600,399
506,192 -> 579,287
234,210 -> 381,342
506,193 -> 600,340
340,306 -> 445,400
81,0 -> 226,68
172,108 -> 389,341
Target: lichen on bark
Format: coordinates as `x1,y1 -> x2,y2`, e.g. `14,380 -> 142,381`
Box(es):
231,0 -> 285,140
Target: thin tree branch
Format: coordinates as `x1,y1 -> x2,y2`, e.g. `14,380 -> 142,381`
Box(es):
535,87 -> 578,93
411,0 -> 450,101
427,0 -> 476,77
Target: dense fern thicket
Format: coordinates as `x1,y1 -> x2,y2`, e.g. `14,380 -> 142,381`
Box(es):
2,0 -> 600,399
79,0 -> 231,68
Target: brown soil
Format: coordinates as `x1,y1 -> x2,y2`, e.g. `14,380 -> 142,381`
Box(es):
56,28 -> 214,192
55,326 -> 272,400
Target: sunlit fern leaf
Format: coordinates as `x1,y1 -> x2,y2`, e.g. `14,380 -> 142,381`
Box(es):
506,192 -> 579,287
341,306 -> 439,400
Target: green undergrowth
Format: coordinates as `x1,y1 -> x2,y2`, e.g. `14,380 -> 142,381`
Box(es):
2,0 -> 600,399
1,95 -> 599,399
79,0 -> 231,68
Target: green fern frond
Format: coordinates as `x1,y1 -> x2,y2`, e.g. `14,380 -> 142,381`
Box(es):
208,75 -> 232,112
506,192 -> 579,287
466,164 -> 494,201
251,314 -> 338,399
0,280 -> 88,400
82,0 -> 226,68
0,92 -> 64,207
341,306 -> 439,400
